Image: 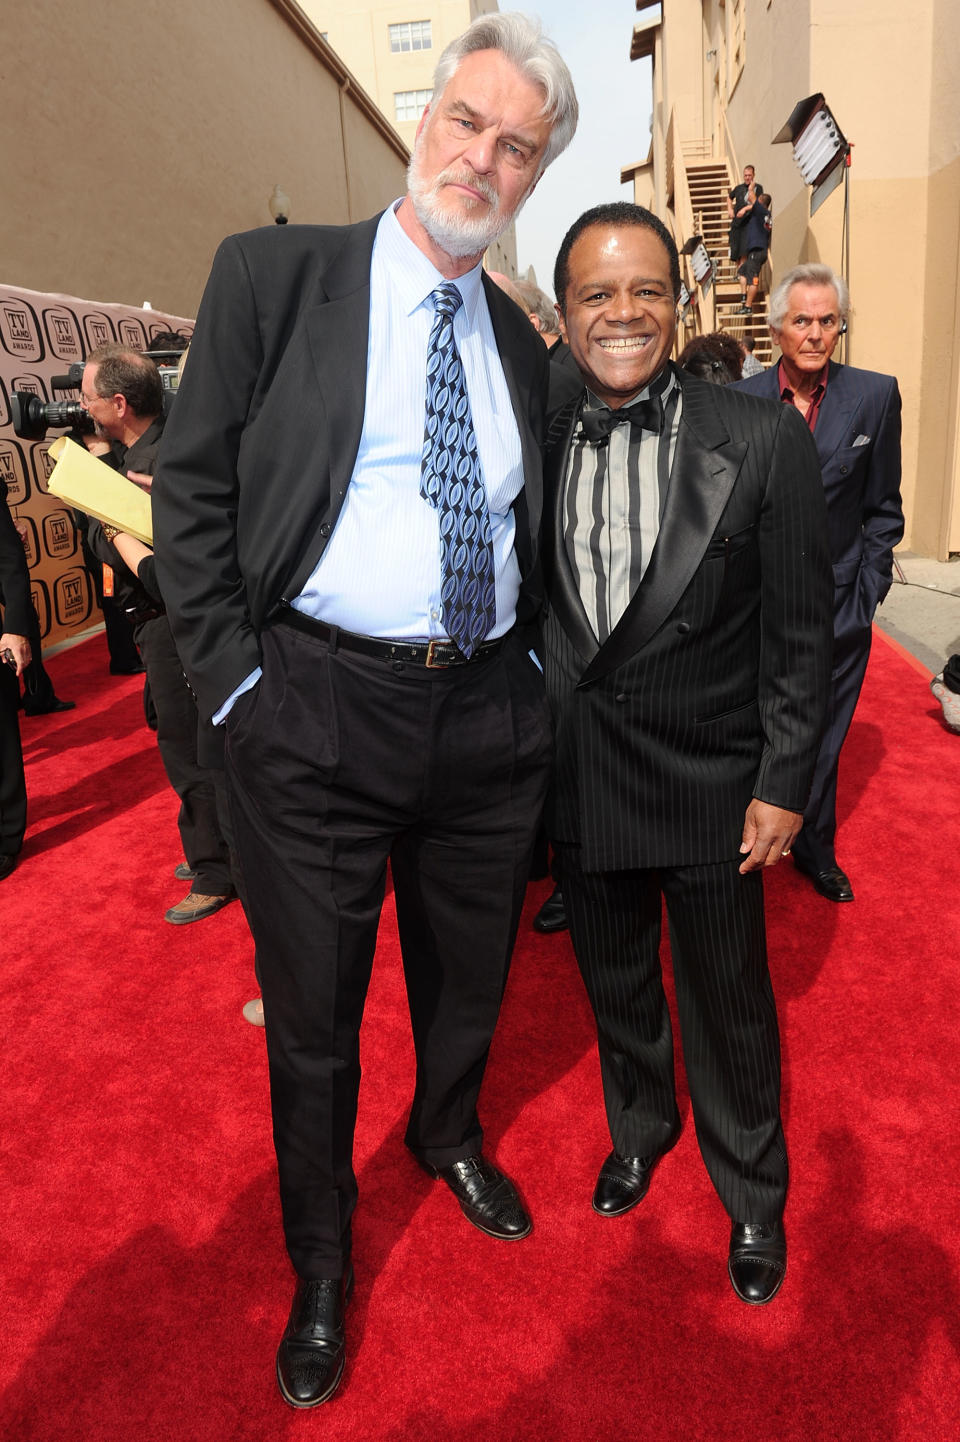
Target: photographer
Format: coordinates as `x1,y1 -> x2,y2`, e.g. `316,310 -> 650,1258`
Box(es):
80,344 -> 234,924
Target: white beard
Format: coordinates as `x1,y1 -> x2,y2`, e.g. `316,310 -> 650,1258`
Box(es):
407,146 -> 513,259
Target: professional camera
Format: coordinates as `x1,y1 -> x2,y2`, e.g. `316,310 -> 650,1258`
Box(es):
10,362 -> 94,442
10,348 -> 182,442
10,392 -> 94,442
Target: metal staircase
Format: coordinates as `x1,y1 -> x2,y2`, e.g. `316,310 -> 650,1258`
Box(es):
683,158 -> 774,367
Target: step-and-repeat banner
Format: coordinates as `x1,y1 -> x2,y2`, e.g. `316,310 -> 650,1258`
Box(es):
0,285 -> 193,651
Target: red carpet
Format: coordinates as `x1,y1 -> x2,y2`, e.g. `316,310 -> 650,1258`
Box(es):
3,629 -> 958,1439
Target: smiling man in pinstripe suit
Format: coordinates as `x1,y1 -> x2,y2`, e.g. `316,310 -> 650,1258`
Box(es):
543,203 -> 833,1304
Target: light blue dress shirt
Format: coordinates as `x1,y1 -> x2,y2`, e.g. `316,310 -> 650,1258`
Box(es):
215,201 -> 525,722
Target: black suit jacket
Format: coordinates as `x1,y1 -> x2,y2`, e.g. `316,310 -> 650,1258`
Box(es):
735,360 -> 903,627
543,369 -> 833,872
152,217 -> 549,722
0,482 -> 33,638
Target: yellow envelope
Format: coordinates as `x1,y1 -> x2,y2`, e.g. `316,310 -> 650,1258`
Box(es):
46,435 -> 153,545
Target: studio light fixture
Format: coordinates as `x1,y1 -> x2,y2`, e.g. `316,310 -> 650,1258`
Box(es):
680,236 -> 713,285
773,95 -> 849,216
774,93 -> 852,356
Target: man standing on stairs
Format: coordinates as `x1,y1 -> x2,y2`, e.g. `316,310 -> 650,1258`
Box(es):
736,263 -> 904,903
727,163 -> 761,267
736,192 -> 771,314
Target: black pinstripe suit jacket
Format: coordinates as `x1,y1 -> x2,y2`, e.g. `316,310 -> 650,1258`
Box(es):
542,365 -> 834,872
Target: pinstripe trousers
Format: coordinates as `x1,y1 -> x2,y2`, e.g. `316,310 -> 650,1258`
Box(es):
559,845 -> 788,1224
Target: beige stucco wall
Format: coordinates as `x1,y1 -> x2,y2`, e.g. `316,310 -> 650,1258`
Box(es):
5,0 -> 409,318
303,0 -> 496,146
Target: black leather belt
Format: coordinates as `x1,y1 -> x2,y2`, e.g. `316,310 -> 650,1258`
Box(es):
275,602 -> 506,668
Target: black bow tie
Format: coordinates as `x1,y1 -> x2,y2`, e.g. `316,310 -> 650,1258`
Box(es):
579,395 -> 662,443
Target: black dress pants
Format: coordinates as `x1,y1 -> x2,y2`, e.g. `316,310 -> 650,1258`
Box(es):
135,615 -> 232,896
559,847 -> 788,1225
224,622 -> 552,1279
792,582 -> 872,874
19,608 -> 59,713
0,662 -> 26,855
80,529 -> 141,673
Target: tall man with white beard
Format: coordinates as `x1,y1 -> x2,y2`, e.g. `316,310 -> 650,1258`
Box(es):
152,13 -> 577,1409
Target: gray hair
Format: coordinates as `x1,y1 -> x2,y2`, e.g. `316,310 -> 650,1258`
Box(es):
768,263 -> 850,331
431,12 -> 578,175
513,278 -> 560,334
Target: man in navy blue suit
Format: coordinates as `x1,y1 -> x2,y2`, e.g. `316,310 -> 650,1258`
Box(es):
737,263 -> 903,901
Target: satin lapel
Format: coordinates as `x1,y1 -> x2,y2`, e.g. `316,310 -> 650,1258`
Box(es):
303,214 -> 380,506
579,374 -> 747,685
813,361 -> 862,469
545,394 -> 599,665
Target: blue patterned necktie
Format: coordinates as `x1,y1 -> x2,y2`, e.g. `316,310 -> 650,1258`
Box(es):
420,282 -> 496,658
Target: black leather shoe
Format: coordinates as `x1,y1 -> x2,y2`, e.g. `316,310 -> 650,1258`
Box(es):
796,860 -> 854,902
23,697 -> 75,716
592,1129 -> 679,1216
276,1267 -> 353,1408
421,1155 -> 532,1239
728,1220 -> 786,1305
0,853 -> 17,882
533,886 -> 567,933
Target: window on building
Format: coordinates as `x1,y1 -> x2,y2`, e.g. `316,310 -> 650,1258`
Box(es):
394,88 -> 433,123
389,21 -> 432,53
727,0 -> 745,93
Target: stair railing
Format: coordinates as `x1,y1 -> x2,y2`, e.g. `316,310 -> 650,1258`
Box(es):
668,109 -> 716,337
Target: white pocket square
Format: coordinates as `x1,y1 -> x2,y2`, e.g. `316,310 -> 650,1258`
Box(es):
853,434 -> 871,446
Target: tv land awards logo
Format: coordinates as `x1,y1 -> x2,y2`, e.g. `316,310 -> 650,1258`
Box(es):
31,443 -> 56,492
0,297 -> 44,362
44,307 -> 84,362
118,317 -> 148,349
18,514 -> 40,570
54,567 -> 92,628
82,312 -> 115,353
0,440 -> 28,503
12,372 -> 45,400
42,509 -> 78,562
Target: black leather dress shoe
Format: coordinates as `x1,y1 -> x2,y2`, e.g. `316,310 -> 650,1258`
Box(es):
592,1129 -> 680,1216
421,1155 -> 532,1239
728,1220 -> 786,1305
23,696 -> 75,716
533,886 -> 568,933
0,853 -> 18,882
276,1267 -> 353,1408
796,861 -> 854,902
